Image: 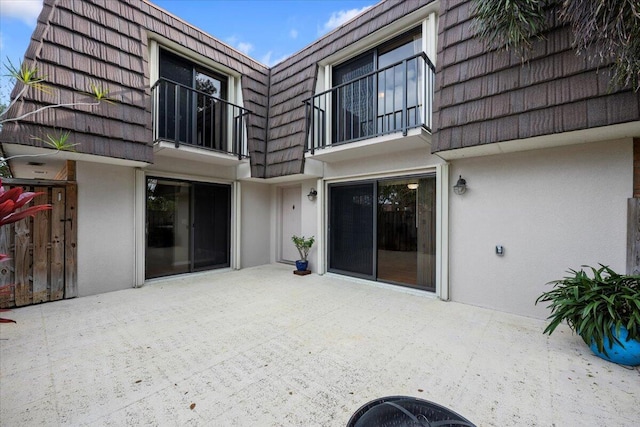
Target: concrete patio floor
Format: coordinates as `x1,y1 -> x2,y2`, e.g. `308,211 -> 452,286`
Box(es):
1,264 -> 638,426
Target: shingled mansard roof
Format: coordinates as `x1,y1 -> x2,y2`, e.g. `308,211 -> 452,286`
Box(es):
265,0 -> 434,178
1,0 -> 638,179
432,0 -> 640,153
0,0 -> 269,176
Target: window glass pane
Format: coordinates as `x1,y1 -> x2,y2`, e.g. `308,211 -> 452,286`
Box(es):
332,52 -> 375,143
157,50 -> 230,148
333,52 -> 374,85
377,28 -> 422,133
158,50 -> 192,142
159,50 -> 192,86
195,72 -> 225,99
378,28 -> 422,69
195,71 -> 227,150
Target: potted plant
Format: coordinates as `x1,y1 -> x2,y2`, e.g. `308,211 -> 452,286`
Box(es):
535,265 -> 640,366
291,235 -> 315,272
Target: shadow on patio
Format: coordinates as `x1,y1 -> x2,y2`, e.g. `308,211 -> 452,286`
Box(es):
1,264 -> 638,426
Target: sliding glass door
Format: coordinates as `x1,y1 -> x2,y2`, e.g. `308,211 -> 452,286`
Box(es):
329,182 -> 375,278
328,175 -> 436,290
193,183 -> 230,270
145,178 -> 230,279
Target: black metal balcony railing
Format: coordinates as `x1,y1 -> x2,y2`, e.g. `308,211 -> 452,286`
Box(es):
304,53 -> 435,154
151,78 -> 250,159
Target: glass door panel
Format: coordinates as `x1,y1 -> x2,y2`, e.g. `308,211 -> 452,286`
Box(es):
195,71 -> 227,151
159,50 -> 193,143
193,183 -> 230,270
377,176 -> 436,290
332,52 -> 375,143
146,179 -> 191,279
377,28 -> 422,134
329,182 -> 375,277
146,178 -> 231,279
416,177 -> 437,290
328,175 -> 436,291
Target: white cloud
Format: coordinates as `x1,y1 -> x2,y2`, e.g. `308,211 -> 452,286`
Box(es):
0,0 -> 42,27
225,36 -> 253,55
260,51 -> 290,67
289,28 -> 298,39
236,42 -> 253,55
321,5 -> 372,34
260,51 -> 273,66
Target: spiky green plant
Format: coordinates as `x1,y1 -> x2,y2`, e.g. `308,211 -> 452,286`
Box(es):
4,58 -> 50,93
471,0 -> 548,58
536,265 -> 640,356
31,130 -> 77,152
560,0 -> 640,91
472,0 -> 640,91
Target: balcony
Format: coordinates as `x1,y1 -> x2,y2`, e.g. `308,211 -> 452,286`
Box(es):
304,53 -> 435,161
151,78 -> 250,165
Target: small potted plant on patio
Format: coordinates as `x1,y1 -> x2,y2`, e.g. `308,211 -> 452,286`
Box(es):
292,235 -> 314,273
535,265 -> 640,366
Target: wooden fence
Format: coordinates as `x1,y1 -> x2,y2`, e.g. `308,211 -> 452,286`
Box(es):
0,178 -> 77,308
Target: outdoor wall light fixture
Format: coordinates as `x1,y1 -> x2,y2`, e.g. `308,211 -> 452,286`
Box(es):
453,175 -> 467,195
407,183 -> 419,190
307,188 -> 318,201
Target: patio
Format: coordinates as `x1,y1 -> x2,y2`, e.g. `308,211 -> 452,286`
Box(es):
1,264 -> 638,426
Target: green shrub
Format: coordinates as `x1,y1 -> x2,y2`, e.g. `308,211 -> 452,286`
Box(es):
536,265 -> 640,355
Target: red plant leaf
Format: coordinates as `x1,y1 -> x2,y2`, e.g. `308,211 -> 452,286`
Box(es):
0,318 -> 17,323
0,187 -> 23,205
0,200 -> 16,220
0,204 -> 52,226
14,191 -> 45,209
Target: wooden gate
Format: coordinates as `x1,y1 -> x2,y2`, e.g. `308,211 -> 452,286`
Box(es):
0,178 -> 77,308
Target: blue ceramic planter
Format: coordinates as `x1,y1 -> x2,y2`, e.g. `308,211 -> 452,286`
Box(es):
295,260 -> 308,271
588,326 -> 640,366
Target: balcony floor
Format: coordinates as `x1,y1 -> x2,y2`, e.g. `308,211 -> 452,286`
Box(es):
306,126 -> 431,163
1,264 -> 638,426
153,140 -> 247,167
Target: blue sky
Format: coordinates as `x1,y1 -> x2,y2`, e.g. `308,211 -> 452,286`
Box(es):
0,0 -> 374,103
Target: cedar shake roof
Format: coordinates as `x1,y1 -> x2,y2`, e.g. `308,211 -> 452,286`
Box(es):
266,0 -> 434,178
432,0 -> 640,153
2,0 -> 638,178
0,0 -> 269,176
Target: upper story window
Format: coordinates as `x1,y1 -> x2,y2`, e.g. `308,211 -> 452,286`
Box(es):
160,49 -> 228,101
151,45 -> 249,158
157,49 -> 229,151
306,24 -> 435,152
331,27 -> 423,144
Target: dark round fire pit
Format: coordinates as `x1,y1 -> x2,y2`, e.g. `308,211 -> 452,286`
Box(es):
347,396 -> 476,427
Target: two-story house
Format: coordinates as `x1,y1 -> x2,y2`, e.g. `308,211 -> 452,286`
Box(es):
0,0 -> 637,318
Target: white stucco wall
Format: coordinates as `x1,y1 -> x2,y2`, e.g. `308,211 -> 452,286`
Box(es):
299,179 -> 320,272
77,162 -> 136,296
268,179 -> 320,270
148,156 -> 237,181
448,138 -> 633,318
323,147 -> 445,179
240,181 -> 271,268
